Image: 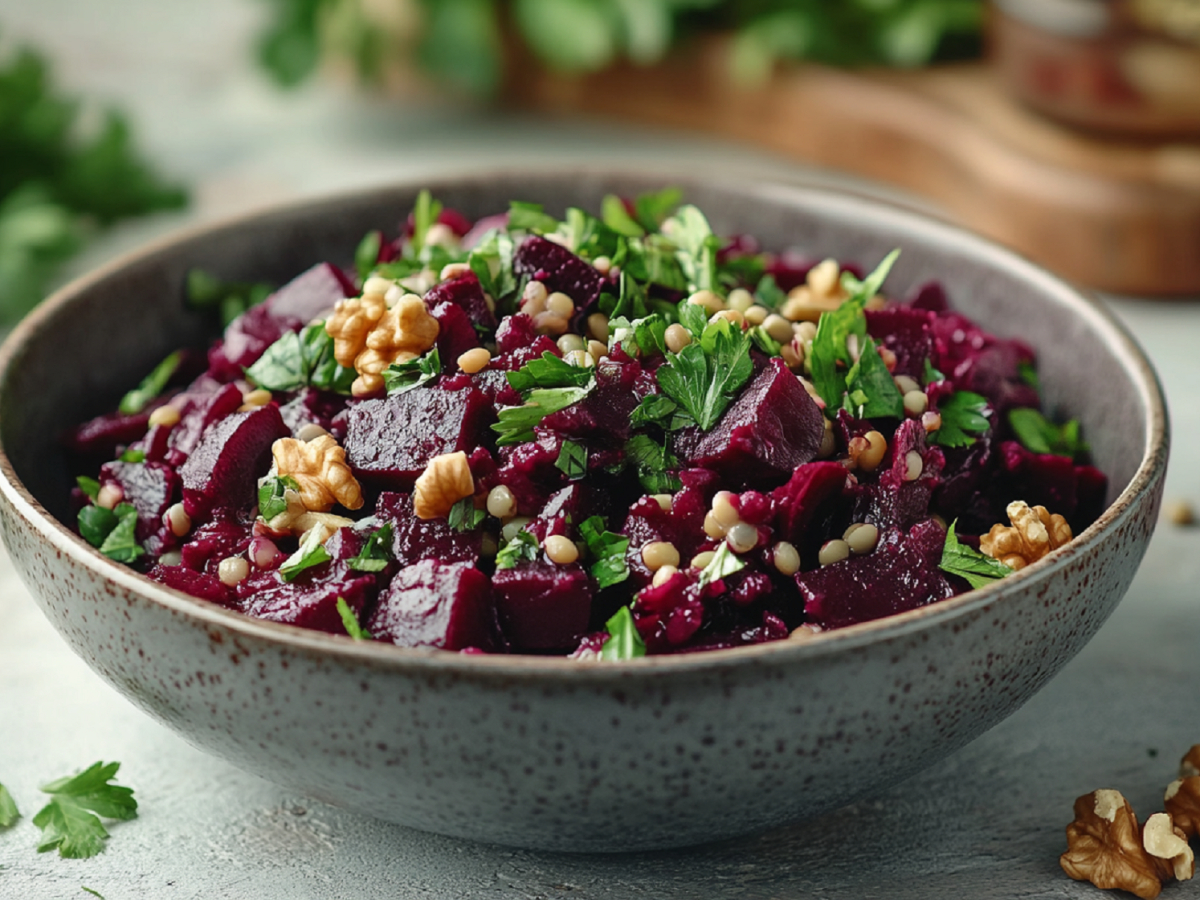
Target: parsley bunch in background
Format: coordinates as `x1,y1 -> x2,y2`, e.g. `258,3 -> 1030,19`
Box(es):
256,0 -> 984,98
0,36 -> 187,326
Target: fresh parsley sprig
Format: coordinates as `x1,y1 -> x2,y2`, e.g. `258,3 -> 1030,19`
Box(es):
492,385 -> 593,446
656,318 -> 752,431
929,391 -> 991,448
245,323 -> 356,395
662,204 -> 720,293
842,336 -> 903,419
32,762 -> 137,859
578,516 -> 630,589
258,474 -> 300,522
495,530 -> 540,569
279,528 -> 332,582
346,524 -> 394,573
506,351 -> 595,393
448,497 -> 487,532
77,502 -> 144,564
624,435 -> 682,493
599,605 -> 645,661
938,520 -> 1012,589
1008,408 -> 1088,460
336,597 -> 372,640
383,347 -> 441,395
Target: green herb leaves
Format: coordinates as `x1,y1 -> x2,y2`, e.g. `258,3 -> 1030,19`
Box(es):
32,762 -> 137,859
245,324 -> 356,395
656,319 -> 752,431
1008,408 -> 1088,460
0,782 -> 19,828
938,520 -> 1012,589
492,386 -> 592,446
579,516 -> 630,589
448,497 -> 486,532
697,543 -> 745,587
662,204 -> 719,292
383,347 -> 441,395
495,530 -> 539,569
599,606 -> 645,661
278,528 -> 331,582
930,391 -> 991,448
555,440 -> 588,480
258,474 -> 300,522
842,337 -> 903,419
345,524 -> 393,573
336,597 -> 372,640
624,435 -> 681,493
77,503 -> 143,564
118,351 -> 181,415
506,351 -> 594,392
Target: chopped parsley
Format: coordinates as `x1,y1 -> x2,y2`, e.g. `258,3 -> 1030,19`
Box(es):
923,357 -> 945,385
632,187 -> 683,233
410,189 -> 442,252
492,385 -> 593,446
117,448 -> 145,463
662,204 -> 720,292
507,200 -> 560,235
186,270 -> 272,327
467,228 -> 517,302
245,323 -> 355,395
506,351 -> 594,393
32,762 -> 137,859
579,516 -> 630,589
598,271 -> 651,321
599,605 -> 645,660
76,476 -> 100,501
656,318 -> 752,431
354,229 -> 382,282
754,273 -> 788,310
697,543 -> 745,587
555,440 -> 588,480
346,523 -> 393,573
495,529 -> 539,569
335,597 -> 372,640
629,393 -> 682,431
930,391 -> 991,448
0,782 -> 18,828
278,528 -> 332,582
842,336 -> 903,419
117,351 -> 181,415
1008,408 -> 1088,460
78,503 -> 143,564
600,194 -> 643,237
447,497 -> 486,532
624,434 -> 682,494
258,474 -> 300,522
938,520 -> 1012,589
383,347 -> 441,395
748,325 -> 782,357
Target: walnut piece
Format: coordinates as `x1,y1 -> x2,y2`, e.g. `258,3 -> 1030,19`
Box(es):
1165,777 -> 1200,840
1143,811 -> 1195,883
1061,789 -> 1165,900
413,451 -> 473,520
272,435 -> 364,513
1179,744 -> 1200,779
980,500 -> 1073,570
261,488 -> 354,540
325,292 -> 388,368
349,294 -> 440,397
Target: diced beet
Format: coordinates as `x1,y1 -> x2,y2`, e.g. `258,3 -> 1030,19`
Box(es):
933,434 -> 994,522
1074,464 -> 1108,529
266,262 -> 355,322
621,475 -> 714,585
180,405 -> 289,521
237,566 -> 377,634
428,299 -> 481,363
513,235 -> 607,310
461,212 -> 508,249
169,382 -> 245,462
797,521 -> 954,629
905,280 -> 949,312
374,492 -> 481,565
771,462 -> 849,546
424,272 -> 497,332
492,560 -> 592,651
865,307 -> 935,378
848,420 -> 945,531
98,460 -> 179,542
998,441 -> 1080,519
675,359 -> 824,487
180,516 -> 254,575
340,387 -> 491,488
539,356 -> 651,446
67,408 -> 153,458
367,559 -> 492,650
494,313 -> 539,357
148,564 -> 236,607
277,387 -> 348,438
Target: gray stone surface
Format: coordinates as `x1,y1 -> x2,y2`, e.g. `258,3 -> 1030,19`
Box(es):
1,1 -> 1198,897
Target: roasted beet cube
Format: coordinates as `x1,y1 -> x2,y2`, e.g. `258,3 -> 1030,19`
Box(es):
180,515 -> 254,575
424,272 -> 497,332
513,235 -> 607,310
848,420 -> 945,531
428,299 -> 481,364
67,408 -> 153,459
266,262 -> 355,322
492,560 -> 592,651
771,462 -> 849,546
998,441 -> 1084,521
180,404 -> 289,521
374,492 -> 481,565
797,520 -> 954,629
367,559 -> 493,650
865,307 -> 936,378
169,382 -> 245,462
98,460 -> 180,542
237,567 -> 377,634
147,564 -> 236,607
675,359 -> 824,487
340,386 -> 491,488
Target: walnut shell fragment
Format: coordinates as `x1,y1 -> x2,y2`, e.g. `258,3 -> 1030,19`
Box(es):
1061,789 -> 1165,900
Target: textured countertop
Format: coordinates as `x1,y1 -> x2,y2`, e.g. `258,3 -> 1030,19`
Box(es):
1,2 -> 1199,898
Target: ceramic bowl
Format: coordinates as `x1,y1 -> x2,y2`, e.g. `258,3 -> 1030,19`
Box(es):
0,171 -> 1168,852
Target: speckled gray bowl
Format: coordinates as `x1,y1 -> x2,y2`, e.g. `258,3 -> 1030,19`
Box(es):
0,171 -> 1168,852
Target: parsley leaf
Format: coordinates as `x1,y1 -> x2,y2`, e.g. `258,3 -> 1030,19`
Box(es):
930,391 -> 991,448
619,235 -> 689,291
1008,408 -> 1088,460
0,782 -> 19,828
258,474 -> 300,522
556,207 -> 622,260
118,351 -> 181,415
842,336 -> 904,419
624,435 -> 682,493
598,271 -> 650,321
506,351 -> 594,393
96,503 -> 143,564
303,324 -> 358,394
495,529 -> 539,569
186,269 -> 273,327
354,229 -> 382,282
411,189 -> 442,252
32,761 -> 137,859
555,440 -> 588,480
939,520 -> 1013,589
600,194 -> 644,237
748,325 -> 782,357
656,319 -> 753,431
76,476 -> 100,501
1017,360 -> 1040,391
754,273 -> 788,311
676,299 -> 709,339
336,597 -> 372,640
383,347 -> 441,395
447,497 -> 486,532
346,524 -> 393,573
507,200 -> 560,234
492,385 -> 593,446
467,228 -> 517,302
629,393 -> 681,431
279,527 -> 332,582
599,605 -> 645,660
633,187 -> 683,232
117,448 -> 145,463
923,357 -> 945,385
579,516 -> 630,590
697,542 -> 746,587
662,204 -> 720,292
246,324 -> 355,395
77,505 -> 118,548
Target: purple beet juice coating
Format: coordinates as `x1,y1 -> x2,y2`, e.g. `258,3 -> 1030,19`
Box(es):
237,565 -> 377,634
148,564 -> 236,607
865,307 -> 936,378
771,462 -> 849,546
180,515 -> 254,575
180,404 -> 289,521
848,419 -> 946,531
797,520 -> 955,629
492,559 -> 592,651
375,492 -> 482,566
428,299 -> 481,364
98,460 -> 180,543
367,559 -> 493,650
340,386 -> 491,488
675,358 -> 824,486
168,382 -> 245,463
513,235 -> 607,310
424,272 -> 497,332
68,408 -> 154,459
997,441 -> 1083,519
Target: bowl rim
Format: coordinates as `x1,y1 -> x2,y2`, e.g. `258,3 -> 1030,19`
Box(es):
0,166 -> 1170,679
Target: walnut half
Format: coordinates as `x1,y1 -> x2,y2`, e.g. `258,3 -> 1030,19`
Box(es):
1165,777 -> 1200,841
272,435 -> 363,513
1061,789 -> 1165,900
980,500 -> 1072,570
412,451 -> 474,520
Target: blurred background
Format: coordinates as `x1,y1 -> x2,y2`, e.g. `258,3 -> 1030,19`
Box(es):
2,0 -> 1199,333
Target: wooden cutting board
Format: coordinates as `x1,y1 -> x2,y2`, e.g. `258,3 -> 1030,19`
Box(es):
501,40 -> 1200,297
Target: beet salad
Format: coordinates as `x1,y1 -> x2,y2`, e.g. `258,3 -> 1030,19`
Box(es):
68,189 -> 1107,658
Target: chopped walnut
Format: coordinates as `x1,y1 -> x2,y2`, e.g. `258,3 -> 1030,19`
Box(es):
261,487 -> 355,539
1165,777 -> 1200,841
325,292 -> 388,368
1061,789 -> 1165,900
350,295 -> 440,397
980,500 -> 1073,570
1179,744 -> 1200,778
1143,812 -> 1195,883
272,435 -> 364,513
413,451 -> 474,520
